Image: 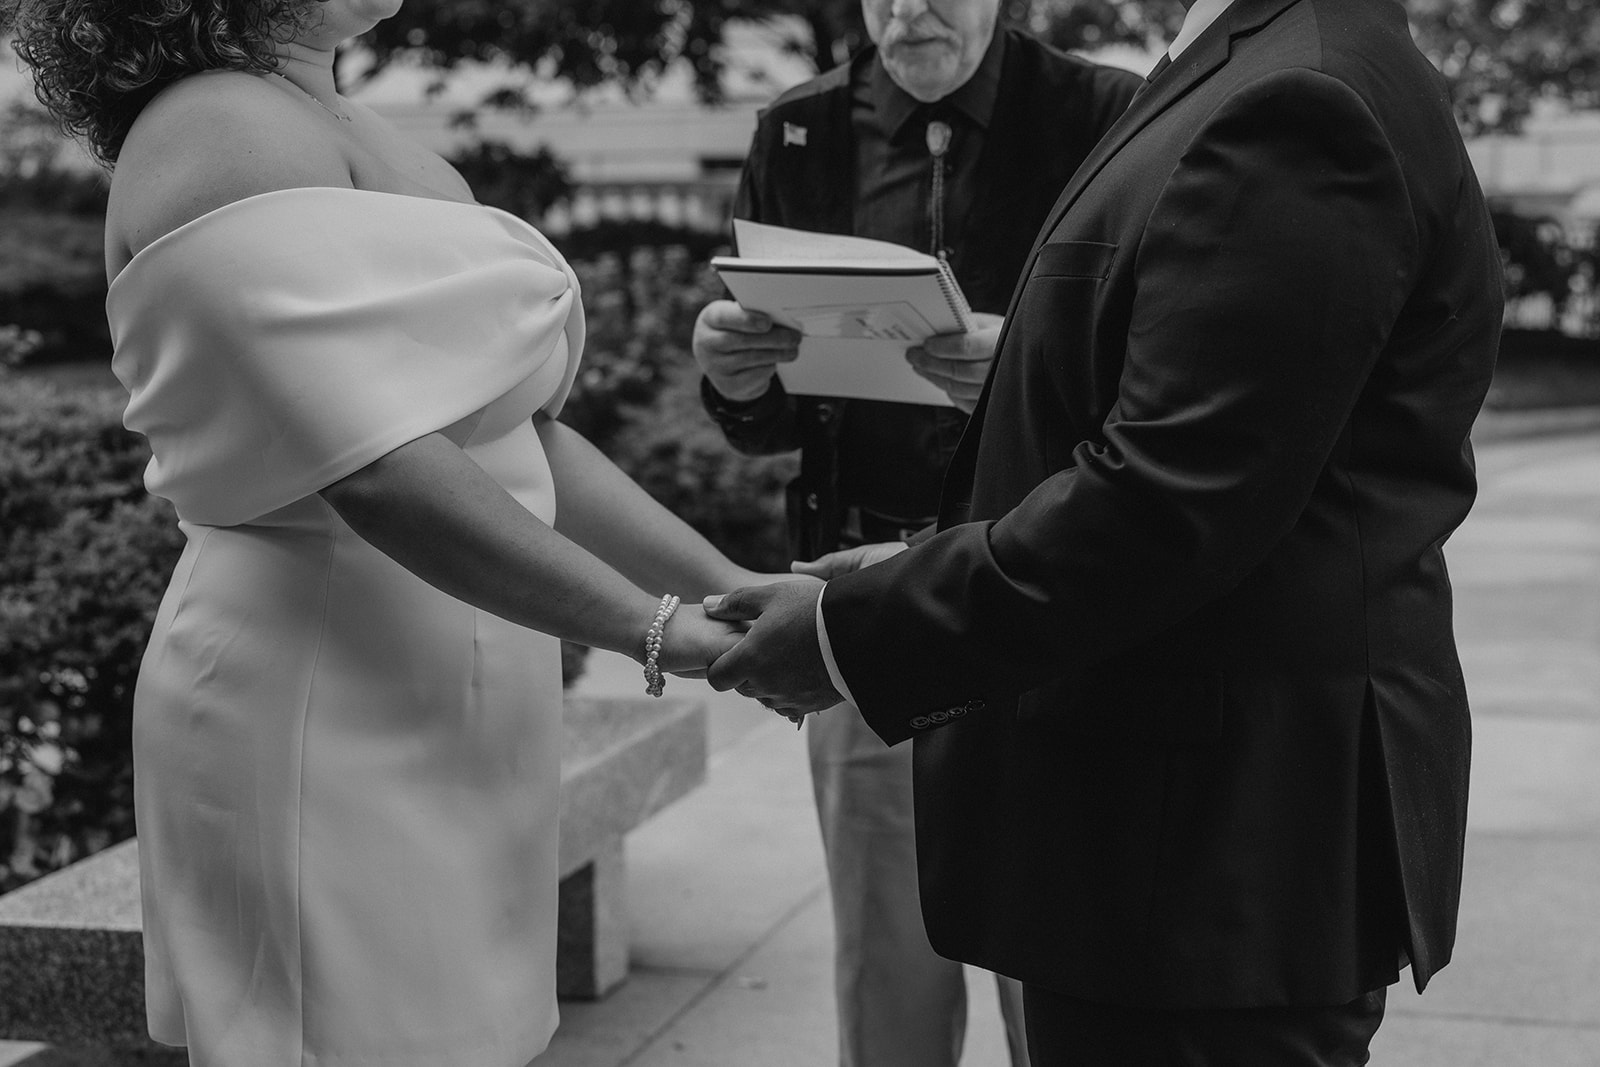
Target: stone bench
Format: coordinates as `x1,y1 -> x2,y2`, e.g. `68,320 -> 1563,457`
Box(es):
0,694 -> 705,1052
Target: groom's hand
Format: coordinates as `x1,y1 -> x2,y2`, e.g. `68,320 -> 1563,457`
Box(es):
704,581 -> 842,717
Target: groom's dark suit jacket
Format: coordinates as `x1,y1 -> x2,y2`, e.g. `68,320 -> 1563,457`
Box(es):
822,0 -> 1503,1008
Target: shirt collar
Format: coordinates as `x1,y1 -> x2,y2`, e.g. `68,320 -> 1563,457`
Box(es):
868,26 -> 1007,141
1167,0 -> 1236,60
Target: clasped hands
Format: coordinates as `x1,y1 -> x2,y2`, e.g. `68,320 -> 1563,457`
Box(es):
656,542 -> 909,721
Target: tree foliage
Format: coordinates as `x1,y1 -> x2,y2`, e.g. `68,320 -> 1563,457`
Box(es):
1019,0 -> 1182,55
1407,0 -> 1600,135
359,0 -> 863,104
447,140 -> 571,219
363,0 -> 1600,136
1027,0 -> 1600,133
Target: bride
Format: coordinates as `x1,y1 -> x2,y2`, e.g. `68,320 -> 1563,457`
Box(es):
9,0 -> 790,1062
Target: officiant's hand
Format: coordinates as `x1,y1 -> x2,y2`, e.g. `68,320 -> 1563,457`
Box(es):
790,541 -> 909,580
692,300 -> 802,403
907,311 -> 1002,413
703,581 -> 842,719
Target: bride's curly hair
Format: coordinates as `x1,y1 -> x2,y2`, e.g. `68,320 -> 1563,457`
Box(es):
5,0 -> 317,168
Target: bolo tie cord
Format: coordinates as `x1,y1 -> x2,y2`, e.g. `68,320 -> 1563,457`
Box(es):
927,118 -> 953,262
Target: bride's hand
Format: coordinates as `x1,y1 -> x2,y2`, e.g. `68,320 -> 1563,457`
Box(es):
726,567 -> 824,589
656,604 -> 744,678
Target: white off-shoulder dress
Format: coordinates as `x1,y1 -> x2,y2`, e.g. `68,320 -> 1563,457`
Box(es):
108,187 -> 585,1067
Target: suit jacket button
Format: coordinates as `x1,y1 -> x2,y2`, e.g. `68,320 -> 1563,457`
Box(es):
910,715 -> 932,729
964,699 -> 985,713
948,705 -> 967,718
930,710 -> 950,724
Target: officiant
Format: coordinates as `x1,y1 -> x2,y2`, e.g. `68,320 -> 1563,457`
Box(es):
690,3 -> 1140,1064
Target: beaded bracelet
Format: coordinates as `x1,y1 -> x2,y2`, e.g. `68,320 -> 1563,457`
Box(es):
642,593 -> 681,698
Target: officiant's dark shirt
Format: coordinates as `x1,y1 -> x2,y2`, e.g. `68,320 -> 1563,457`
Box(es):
838,31 -> 1004,520
851,30 -> 1004,256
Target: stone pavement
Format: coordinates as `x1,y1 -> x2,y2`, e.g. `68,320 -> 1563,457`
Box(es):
1,423 -> 1592,1067
1366,429 -> 1600,1066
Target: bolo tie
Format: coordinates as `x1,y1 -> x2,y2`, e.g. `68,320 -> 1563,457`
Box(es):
926,116 -> 954,261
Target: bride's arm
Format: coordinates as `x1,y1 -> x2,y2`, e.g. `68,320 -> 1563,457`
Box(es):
320,431 -> 738,673
536,415 -> 771,600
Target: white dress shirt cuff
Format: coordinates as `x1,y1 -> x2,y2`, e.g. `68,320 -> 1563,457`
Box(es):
814,583 -> 861,710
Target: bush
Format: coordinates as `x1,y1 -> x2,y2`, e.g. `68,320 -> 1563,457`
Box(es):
0,377 -> 181,891
1491,204 -> 1600,338
0,102 -> 109,218
609,362 -> 794,571
447,139 -> 571,223
0,102 -> 112,364
560,243 -> 794,569
0,211 -> 110,364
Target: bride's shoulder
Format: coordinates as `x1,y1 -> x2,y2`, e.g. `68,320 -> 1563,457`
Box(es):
108,72 -> 352,269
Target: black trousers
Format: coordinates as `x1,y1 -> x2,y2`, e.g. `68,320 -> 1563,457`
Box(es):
1022,984 -> 1388,1067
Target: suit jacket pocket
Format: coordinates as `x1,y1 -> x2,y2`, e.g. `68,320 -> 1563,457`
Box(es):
1032,240 -> 1118,280
1009,241 -> 1120,431
1019,669 -> 1226,749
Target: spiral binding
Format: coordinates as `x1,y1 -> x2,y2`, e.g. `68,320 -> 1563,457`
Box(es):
934,255 -> 976,333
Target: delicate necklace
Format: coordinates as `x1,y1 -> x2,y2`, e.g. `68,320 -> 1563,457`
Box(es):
267,71 -> 352,123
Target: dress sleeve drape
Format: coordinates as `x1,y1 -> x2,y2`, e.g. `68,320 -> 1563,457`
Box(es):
108,188 -> 584,527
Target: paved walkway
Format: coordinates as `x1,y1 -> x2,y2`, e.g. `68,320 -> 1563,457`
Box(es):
2,423 -> 1593,1067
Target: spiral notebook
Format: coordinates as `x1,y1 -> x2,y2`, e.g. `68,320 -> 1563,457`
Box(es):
711,220 -> 974,407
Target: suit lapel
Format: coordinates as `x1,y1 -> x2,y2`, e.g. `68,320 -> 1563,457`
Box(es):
1029,36 -> 1228,251
1031,0 -> 1301,253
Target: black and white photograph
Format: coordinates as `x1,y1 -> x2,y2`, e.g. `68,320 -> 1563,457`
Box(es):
0,0 -> 1596,1064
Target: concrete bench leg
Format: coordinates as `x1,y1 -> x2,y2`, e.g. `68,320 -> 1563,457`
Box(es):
555,836 -> 628,1000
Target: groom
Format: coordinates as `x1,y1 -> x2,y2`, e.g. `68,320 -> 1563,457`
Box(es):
706,0 -> 1504,1061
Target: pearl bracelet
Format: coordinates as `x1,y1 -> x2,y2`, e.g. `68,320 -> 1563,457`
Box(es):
642,593 -> 681,698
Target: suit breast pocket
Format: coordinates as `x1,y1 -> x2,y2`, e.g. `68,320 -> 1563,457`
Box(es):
1031,240 -> 1118,280
1004,241 -> 1121,430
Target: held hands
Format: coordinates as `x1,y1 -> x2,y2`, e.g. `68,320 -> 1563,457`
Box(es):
691,552 -> 904,720
906,311 -> 1003,413
654,571 -> 813,680
655,605 -> 745,679
704,582 -> 842,719
692,300 -> 802,403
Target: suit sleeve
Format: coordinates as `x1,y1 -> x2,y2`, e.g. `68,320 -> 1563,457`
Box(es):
700,116 -> 804,455
823,70 -> 1421,744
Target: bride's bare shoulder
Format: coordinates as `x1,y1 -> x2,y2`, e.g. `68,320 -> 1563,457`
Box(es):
106,71 -> 352,274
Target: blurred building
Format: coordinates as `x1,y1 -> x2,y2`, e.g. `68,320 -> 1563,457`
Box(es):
347,22 -> 819,237
1471,108 -> 1600,244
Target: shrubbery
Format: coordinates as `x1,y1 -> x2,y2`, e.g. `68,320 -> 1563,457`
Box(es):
0,241 -> 792,894
562,244 -> 796,569
0,102 -> 111,363
0,377 -> 180,891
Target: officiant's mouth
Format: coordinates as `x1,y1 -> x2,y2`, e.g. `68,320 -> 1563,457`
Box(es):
889,35 -> 955,51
